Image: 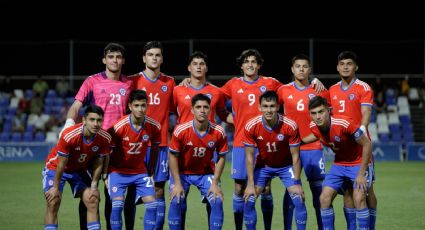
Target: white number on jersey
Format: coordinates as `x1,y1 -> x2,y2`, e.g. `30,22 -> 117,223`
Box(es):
266,142 -> 277,152
193,147 -> 206,157
296,99 -> 305,111
128,142 -> 143,155
78,153 -> 88,163
148,93 -> 160,105
109,94 -> 121,105
248,93 -> 256,106
338,100 -> 345,113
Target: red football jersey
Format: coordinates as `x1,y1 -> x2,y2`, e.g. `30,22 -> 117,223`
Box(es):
108,115 -> 161,174
45,124 -> 111,172
169,121 -> 229,174
278,82 -> 331,150
221,76 -> 282,147
243,114 -> 301,168
173,83 -> 226,124
132,72 -> 175,146
309,115 -> 363,166
329,79 -> 374,124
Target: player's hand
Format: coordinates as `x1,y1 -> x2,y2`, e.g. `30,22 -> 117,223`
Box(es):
243,185 -> 257,202
290,184 -> 305,202
170,183 -> 185,204
46,187 -> 61,203
207,183 -> 223,203
178,78 -> 191,87
311,78 -> 325,93
354,173 -> 367,193
226,113 -> 234,124
89,188 -> 100,202
104,178 -> 109,190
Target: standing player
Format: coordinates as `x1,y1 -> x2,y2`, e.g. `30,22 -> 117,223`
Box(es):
173,51 -> 228,124
106,90 -> 160,230
43,105 -> 111,230
131,41 -> 175,229
243,91 -> 307,230
329,51 -> 376,230
60,43 -> 133,230
168,94 -> 229,230
221,49 -> 282,230
304,96 -> 372,230
277,54 -> 330,229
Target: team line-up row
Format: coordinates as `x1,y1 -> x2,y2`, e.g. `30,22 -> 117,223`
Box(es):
42,41 -> 376,230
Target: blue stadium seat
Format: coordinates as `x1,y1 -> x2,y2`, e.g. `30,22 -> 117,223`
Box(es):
391,133 -> 402,142
55,98 -> 64,107
389,124 -> 400,133
34,132 -> 45,142
2,122 -> 12,132
7,107 -> 17,115
25,89 -> 33,99
10,132 -> 22,142
379,133 -> 390,142
0,132 -> 9,142
26,124 -> 34,133
46,89 -> 57,98
403,131 -> 414,142
66,97 -> 75,105
44,97 -> 55,107
23,132 -> 34,142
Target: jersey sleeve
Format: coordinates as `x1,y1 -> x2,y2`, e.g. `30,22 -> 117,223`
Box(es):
169,129 -> 182,155
98,138 -> 111,158
169,79 -> 177,113
172,86 -> 179,114
347,119 -> 363,141
288,124 -> 301,147
56,136 -> 73,158
220,78 -> 233,99
75,77 -> 93,103
216,134 -> 229,156
242,126 -> 256,147
152,125 -> 161,144
360,87 -> 374,107
272,77 -> 283,91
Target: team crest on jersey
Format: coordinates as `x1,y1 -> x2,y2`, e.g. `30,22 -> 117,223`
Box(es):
91,146 -> 99,152
205,93 -> 212,99
143,134 -> 150,142
161,85 -> 168,92
277,134 -> 284,141
119,88 -> 127,96
349,93 -> 355,100
208,141 -> 215,148
334,136 -> 341,142
260,86 -> 267,93
308,93 -> 316,99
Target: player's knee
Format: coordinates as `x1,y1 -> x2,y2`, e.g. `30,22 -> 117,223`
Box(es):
47,197 -> 61,210
234,180 -> 246,196
319,193 -> 332,207
155,184 -> 165,197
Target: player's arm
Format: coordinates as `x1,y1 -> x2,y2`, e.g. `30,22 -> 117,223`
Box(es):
90,155 -> 104,199
290,145 -> 305,199
243,146 -> 256,201
360,105 -> 372,132
168,151 -> 184,203
46,155 -> 68,203
59,100 -> 82,137
148,143 -> 159,176
208,154 -> 226,201
355,133 -> 372,192
301,133 -> 318,144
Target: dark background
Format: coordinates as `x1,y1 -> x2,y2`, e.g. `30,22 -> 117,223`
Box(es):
1,4 -> 425,79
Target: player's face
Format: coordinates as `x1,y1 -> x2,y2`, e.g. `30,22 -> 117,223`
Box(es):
191,100 -> 210,122
241,56 -> 261,78
337,59 -> 357,79
129,99 -> 148,119
143,48 -> 163,70
83,113 -> 103,135
188,58 -> 208,79
103,51 -> 125,73
309,104 -> 330,127
259,98 -> 278,121
292,59 -> 311,83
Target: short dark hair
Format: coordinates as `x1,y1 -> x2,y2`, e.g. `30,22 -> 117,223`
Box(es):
129,90 -> 147,103
236,49 -> 264,67
259,91 -> 278,103
188,51 -> 208,65
104,43 -> 126,57
338,51 -> 357,64
292,53 -> 311,65
308,96 -> 329,110
191,93 -> 211,106
84,105 -> 104,118
143,41 -> 163,56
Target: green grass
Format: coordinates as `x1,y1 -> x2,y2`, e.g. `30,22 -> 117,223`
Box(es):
1,162 -> 425,229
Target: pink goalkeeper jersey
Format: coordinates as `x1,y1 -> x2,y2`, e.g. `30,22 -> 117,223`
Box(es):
75,72 -> 133,130
132,72 -> 175,146
221,76 -> 282,147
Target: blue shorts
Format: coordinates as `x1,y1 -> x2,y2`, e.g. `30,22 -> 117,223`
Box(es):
145,146 -> 169,182
300,149 -> 326,181
169,174 -> 216,202
323,164 -> 372,192
42,167 -> 89,198
254,166 -> 296,188
231,147 -> 258,180
369,161 -> 376,183
108,172 -> 156,202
